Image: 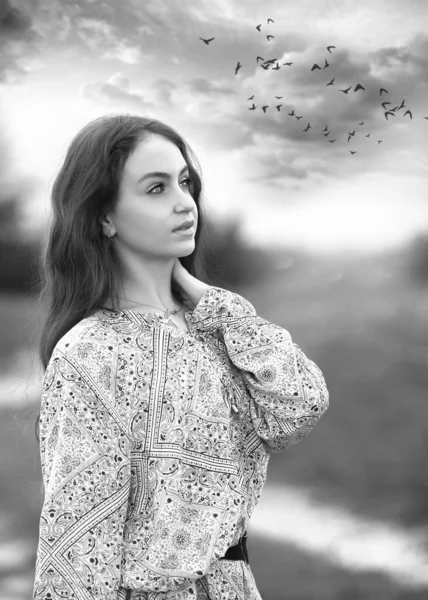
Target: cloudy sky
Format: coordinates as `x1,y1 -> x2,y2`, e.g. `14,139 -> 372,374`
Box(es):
1,0 -> 428,254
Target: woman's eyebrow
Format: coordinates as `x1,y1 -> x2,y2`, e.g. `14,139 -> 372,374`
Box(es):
137,165 -> 189,184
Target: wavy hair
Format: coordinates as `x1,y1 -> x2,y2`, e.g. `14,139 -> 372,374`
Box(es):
32,113 -> 210,442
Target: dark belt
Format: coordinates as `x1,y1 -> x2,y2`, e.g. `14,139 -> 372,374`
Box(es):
219,531 -> 249,564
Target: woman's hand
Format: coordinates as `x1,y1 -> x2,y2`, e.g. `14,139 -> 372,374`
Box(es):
172,258 -> 211,310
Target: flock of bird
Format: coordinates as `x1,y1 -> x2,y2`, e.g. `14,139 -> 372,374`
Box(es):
199,18 -> 428,155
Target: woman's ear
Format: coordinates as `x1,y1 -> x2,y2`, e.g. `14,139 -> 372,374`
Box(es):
99,214 -> 114,237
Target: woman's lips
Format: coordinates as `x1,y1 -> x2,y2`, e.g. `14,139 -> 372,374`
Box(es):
173,224 -> 195,235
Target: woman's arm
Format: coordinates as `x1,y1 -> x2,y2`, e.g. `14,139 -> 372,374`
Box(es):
185,286 -> 330,452
32,337 -> 132,599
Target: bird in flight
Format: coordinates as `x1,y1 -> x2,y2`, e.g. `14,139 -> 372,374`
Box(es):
198,28 -> 424,155
267,18 -> 274,24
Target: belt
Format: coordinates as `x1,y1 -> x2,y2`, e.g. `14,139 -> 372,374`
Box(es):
219,531 -> 249,564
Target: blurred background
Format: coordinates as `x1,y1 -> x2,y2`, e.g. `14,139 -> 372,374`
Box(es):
1,0 -> 428,598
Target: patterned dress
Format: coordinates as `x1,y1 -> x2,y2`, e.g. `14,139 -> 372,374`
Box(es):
32,285 -> 329,599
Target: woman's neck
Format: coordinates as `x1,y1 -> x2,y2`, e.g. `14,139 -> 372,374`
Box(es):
109,289 -> 183,313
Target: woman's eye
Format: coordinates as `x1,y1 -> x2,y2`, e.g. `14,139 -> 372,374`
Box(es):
149,178 -> 192,194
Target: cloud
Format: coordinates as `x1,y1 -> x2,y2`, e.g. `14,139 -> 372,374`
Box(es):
71,16 -> 143,63
193,33 -> 428,181
0,0 -> 42,81
80,72 -> 179,110
103,41 -> 143,65
4,0 -> 428,186
26,0 -> 170,61
79,73 -> 150,109
186,77 -> 235,96
152,78 -> 178,104
107,72 -> 131,90
1,0 -> 33,39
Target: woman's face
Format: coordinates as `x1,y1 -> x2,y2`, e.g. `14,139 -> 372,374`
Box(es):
105,134 -> 198,258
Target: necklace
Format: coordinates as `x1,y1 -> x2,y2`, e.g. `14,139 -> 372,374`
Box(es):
114,295 -> 183,317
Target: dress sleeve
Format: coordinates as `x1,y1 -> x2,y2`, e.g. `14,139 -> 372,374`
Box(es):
32,336 -> 132,600
186,286 -> 330,452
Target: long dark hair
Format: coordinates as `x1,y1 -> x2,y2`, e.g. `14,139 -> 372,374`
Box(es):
32,113 -> 210,443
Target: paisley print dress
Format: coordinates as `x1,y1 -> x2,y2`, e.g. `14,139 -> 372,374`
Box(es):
32,285 -> 329,599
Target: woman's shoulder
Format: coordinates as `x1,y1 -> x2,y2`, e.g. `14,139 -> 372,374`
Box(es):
53,309 -> 123,358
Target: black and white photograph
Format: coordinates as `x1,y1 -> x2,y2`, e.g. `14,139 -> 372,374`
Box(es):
0,0 -> 427,598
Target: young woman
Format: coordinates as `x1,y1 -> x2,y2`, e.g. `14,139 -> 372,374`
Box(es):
32,114 -> 330,600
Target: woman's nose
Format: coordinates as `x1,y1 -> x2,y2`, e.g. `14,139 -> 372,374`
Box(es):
176,189 -> 196,208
